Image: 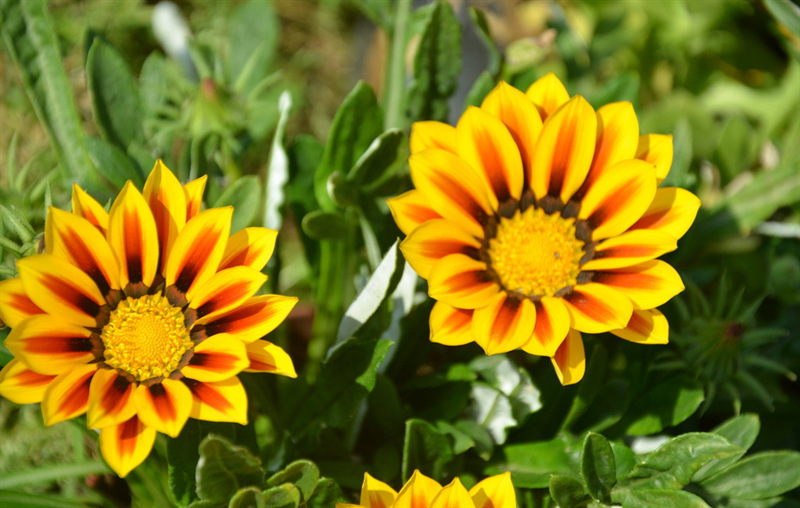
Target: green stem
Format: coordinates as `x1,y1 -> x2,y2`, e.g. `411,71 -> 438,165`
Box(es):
384,0 -> 412,130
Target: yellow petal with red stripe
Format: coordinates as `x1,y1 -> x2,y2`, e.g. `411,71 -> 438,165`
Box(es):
100,415 -> 156,478
107,181 -> 159,288
582,102 -> 639,191
611,308 -> 669,345
636,134 -> 673,183
0,359 -> 56,404
428,254 -> 500,310
143,160 -> 187,271
87,368 -> 137,429
410,121 -> 457,154
189,266 -> 267,325
183,377 -> 248,424
72,184 -> 109,232
429,302 -> 474,346
563,283 -> 632,334
582,229 -> 677,271
522,296 -> 570,357
358,473 -> 398,508
41,363 -> 96,426
551,329 -> 585,385
0,277 -> 44,328
431,478 -> 472,508
387,190 -> 443,236
472,293 -> 536,355
219,227 -> 277,272
133,378 -> 192,437
4,315 -> 94,375
182,333 -> 248,382
400,219 -> 481,280
244,340 -> 296,378
184,175 -> 208,220
470,472 -> 516,508
526,73 -> 570,120
630,187 -> 701,240
593,260 -> 684,310
394,470 -> 442,508
203,294 -> 298,344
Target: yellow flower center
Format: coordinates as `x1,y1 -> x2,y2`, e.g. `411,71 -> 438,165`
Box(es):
101,294 -> 193,382
488,207 -> 585,297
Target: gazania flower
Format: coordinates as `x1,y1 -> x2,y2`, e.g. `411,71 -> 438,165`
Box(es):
0,161 -> 297,477
337,470 -> 515,508
389,74 -> 700,385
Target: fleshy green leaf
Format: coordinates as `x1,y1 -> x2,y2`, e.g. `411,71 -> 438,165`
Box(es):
548,475 -> 587,508
229,487 -> 265,508
265,460 -> 320,504
493,438 -> 579,488
694,413 -> 760,482
701,451 -> 800,500
168,420 -> 203,506
261,484 -> 301,508
227,0 -> 278,95
581,432 -> 616,502
196,435 -> 265,503
213,175 -> 263,233
612,489 -> 711,508
301,210 -> 350,241
347,129 -> 404,189
402,418 -> 455,482
306,478 -> 347,507
621,376 -> 704,436
85,136 -> 144,190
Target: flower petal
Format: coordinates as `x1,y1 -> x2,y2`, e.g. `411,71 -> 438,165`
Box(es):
427,254 -> 500,310
387,190 -> 443,236
87,368 -> 137,429
629,187 -> 701,240
530,95 -> 597,203
219,227 -> 277,272
0,359 -> 56,404
551,329 -> 585,385
17,255 -> 105,328
469,472 -> 516,508
526,72 -> 570,120
100,415 -> 156,478
472,293 -> 536,355
359,473 -> 398,508
429,302 -> 474,346
481,81 -> 543,181
143,160 -> 187,271
165,207 -> 232,301
133,378 -> 192,437
400,219 -> 481,280
610,308 -> 669,344
46,207 -> 120,294
202,294 -> 298,344
0,277 -> 44,328
636,134 -> 673,183
107,181 -> 160,288
431,478 -> 472,508
244,340 -> 297,378
522,296 -> 570,357
578,159 -> 657,241
394,470 -> 442,508
582,102 -> 639,191
184,175 -> 208,220
563,283 -> 632,333
581,229 -> 677,271
410,148 -> 496,238
410,121 -> 457,154
72,184 -> 109,233
182,333 -> 248,382
189,266 -> 268,325
4,315 -> 95,375
41,363 -> 97,426
183,377 -> 248,424
593,260 -> 684,310
456,106 -> 524,202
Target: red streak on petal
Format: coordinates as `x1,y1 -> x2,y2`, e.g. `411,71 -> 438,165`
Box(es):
175,227 -> 223,293
118,417 -> 141,458
123,210 -> 144,284
149,384 -> 177,422
197,281 -> 251,318
57,371 -> 94,418
40,275 -> 100,318
185,379 -> 234,412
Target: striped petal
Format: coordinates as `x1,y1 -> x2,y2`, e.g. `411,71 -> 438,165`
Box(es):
582,102 -> 640,191
526,72 -> 570,120
184,175 -> 208,220
183,377 -> 248,424
0,359 -> 56,404
578,159 -> 656,241
182,333 -> 248,382
100,415 -> 156,478
0,277 -> 44,328
429,302 -> 474,346
409,148 -> 496,238
143,160 -> 187,271
593,260 -> 684,310
431,478 -> 472,508
456,106 -> 524,202
46,207 -> 120,294
581,229 -> 677,271
72,184 -> 109,233
471,293 -> 536,355
387,190 -> 443,236
410,121 -> 457,154
521,296 -> 570,357
133,378 -> 192,437
481,81 -> 543,179
550,329 -> 585,385
107,181 -> 159,288
394,470 -> 442,508
87,368 -> 137,429
563,283 -> 632,334
400,219 -> 481,280
610,308 -> 669,344
4,315 -> 94,375
530,95 -> 597,203
219,227 -> 277,272
629,187 -> 701,240
636,134 -> 673,183
359,473 -> 398,508
202,294 -> 298,344
41,363 -> 96,426
165,207 -> 232,301
17,255 -> 105,328
427,254 -> 500,310
189,266 -> 268,325
470,472 -> 516,508
244,340 -> 297,378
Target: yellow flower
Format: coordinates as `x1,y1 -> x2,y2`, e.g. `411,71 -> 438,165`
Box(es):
0,161 -> 297,477
336,470 -> 515,508
389,74 -> 700,385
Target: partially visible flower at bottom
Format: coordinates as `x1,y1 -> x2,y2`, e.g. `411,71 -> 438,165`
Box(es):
0,160 -> 297,477
336,470 -> 515,508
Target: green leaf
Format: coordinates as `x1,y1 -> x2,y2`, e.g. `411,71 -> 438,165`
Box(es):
196,435 -> 265,503
612,441 -> 637,478
266,460 -> 320,504
563,342 -> 609,431
315,82 -> 383,210
301,210 -> 350,241
86,37 -> 144,150
168,420 -> 202,506
716,115 -> 756,184
229,487 -> 265,508
261,484 -> 301,508
495,438 -> 579,488
694,413 -> 760,482
213,175 -> 263,233
402,419 -> 454,482
0,205 -> 35,243
548,475 -> 587,508
765,0 -> 800,38
406,0 -> 462,123
0,462 -> 110,490
306,477 -> 347,507
612,489 -> 711,508
85,136 -> 144,190
264,91 -> 292,231
468,8 -> 502,78
581,432 -> 616,502
620,375 -> 704,436
0,491 -> 93,508
347,129 -> 404,188
701,451 -> 800,500
351,0 -> 392,30
228,0 -> 278,95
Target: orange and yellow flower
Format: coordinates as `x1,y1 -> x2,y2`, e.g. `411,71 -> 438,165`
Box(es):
337,470 -> 515,508
0,161 -> 297,477
389,74 -> 700,385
